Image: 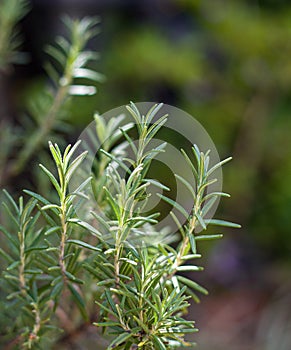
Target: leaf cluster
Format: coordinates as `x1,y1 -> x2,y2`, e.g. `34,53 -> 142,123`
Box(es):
0,7 -> 103,187
0,103 -> 239,349
0,0 -> 29,70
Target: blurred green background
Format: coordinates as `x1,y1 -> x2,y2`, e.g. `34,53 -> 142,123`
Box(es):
2,0 -> 291,348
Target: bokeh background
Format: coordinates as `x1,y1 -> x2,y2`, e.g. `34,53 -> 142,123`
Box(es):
1,0 -> 291,349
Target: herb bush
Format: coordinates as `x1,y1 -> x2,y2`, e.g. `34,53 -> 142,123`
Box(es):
0,1 -> 239,349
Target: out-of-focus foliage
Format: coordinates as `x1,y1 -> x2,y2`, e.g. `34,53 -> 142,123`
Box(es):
91,0 -> 291,261
0,13 -> 103,191
0,0 -> 29,71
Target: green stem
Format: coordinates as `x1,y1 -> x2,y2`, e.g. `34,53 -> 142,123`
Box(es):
171,190 -> 202,275
114,215 -> 125,288
11,83 -> 70,176
27,303 -> 41,349
59,203 -> 68,283
114,247 -> 120,287
18,228 -> 26,292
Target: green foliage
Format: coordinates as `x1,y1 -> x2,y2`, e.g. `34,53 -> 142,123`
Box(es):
0,141 -> 92,348
0,2 -> 240,348
0,11 -> 103,187
94,0 -> 291,262
0,0 -> 29,70
0,103 -> 238,349
0,191 -> 52,348
11,16 -> 104,177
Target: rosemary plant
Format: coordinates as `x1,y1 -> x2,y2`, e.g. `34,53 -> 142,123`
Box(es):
0,0 -> 29,71
0,3 -> 240,348
0,7 -> 104,187
0,103 -> 239,349
10,16 -> 104,178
